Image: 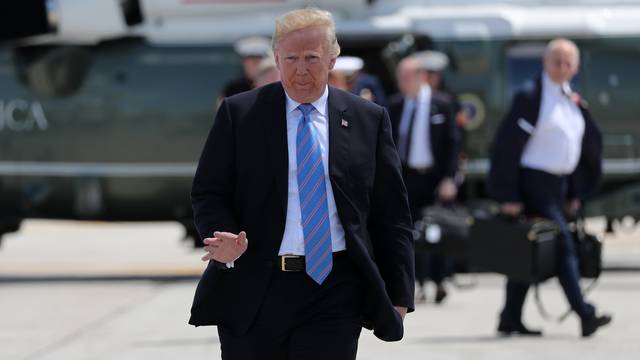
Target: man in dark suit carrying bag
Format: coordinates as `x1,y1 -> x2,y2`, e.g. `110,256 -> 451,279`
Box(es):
488,38 -> 611,337
189,8 -> 415,359
388,56 -> 459,303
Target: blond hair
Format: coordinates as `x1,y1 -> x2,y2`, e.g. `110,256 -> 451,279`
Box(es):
272,8 -> 341,57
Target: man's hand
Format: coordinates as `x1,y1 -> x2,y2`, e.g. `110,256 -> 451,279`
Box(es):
565,198 -> 581,218
437,178 -> 457,202
394,306 -> 408,320
500,202 -> 523,217
201,231 -> 248,263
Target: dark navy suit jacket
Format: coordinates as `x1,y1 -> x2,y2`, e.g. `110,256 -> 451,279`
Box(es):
351,73 -> 388,108
487,75 -> 603,203
189,82 -> 415,341
388,90 -> 459,183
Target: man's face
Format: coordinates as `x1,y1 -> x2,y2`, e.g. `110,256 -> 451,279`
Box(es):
396,60 -> 421,97
243,56 -> 263,81
544,47 -> 579,84
275,25 -> 336,103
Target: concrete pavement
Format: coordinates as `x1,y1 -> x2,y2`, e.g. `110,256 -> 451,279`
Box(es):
0,220 -> 638,360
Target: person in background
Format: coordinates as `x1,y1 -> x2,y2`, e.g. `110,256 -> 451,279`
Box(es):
221,36 -> 272,97
413,50 -> 470,156
388,56 -> 458,304
410,50 -> 464,304
253,55 -> 280,88
328,57 -> 352,91
488,38 -> 612,337
330,55 -> 388,107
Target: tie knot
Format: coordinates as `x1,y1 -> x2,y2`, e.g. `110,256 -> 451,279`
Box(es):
298,103 -> 315,117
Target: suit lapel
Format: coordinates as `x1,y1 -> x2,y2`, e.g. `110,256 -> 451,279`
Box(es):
531,75 -> 543,126
327,87 -> 350,183
266,83 -> 289,227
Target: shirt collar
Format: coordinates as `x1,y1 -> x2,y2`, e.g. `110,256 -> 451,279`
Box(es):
543,72 -> 572,97
404,84 -> 431,104
285,85 -> 329,118
418,84 -> 432,103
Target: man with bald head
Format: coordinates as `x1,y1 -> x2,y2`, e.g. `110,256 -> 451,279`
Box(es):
189,7 -> 414,359
488,38 -> 611,337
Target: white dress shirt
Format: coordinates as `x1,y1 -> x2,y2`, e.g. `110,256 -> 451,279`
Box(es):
399,85 -> 434,169
278,86 -> 346,255
521,73 -> 585,175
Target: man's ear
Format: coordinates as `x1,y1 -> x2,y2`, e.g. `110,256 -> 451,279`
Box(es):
274,52 -> 281,71
329,57 -> 336,70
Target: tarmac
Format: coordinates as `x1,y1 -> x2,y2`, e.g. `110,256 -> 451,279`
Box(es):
0,219 -> 638,360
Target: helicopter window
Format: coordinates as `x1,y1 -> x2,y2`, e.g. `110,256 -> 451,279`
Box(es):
13,46 -> 92,97
505,43 -> 582,98
505,44 -> 545,98
450,41 -> 490,75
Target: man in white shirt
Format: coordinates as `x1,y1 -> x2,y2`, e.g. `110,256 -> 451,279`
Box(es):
389,56 -> 459,304
488,38 -> 611,338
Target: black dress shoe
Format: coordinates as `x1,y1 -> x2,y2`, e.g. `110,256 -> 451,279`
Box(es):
435,287 -> 448,304
581,314 -> 612,337
497,318 -> 543,337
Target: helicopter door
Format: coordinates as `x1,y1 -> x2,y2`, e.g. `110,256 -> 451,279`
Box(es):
582,47 -> 640,163
504,43 -> 545,100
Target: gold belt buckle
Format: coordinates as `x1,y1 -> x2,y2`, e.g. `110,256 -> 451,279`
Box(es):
281,255 -> 298,272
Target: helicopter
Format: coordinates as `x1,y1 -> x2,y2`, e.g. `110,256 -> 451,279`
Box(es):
2,0 -> 640,246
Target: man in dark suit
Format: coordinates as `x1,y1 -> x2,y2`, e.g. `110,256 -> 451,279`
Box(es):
330,56 -> 388,107
388,56 -> 458,304
220,36 -> 271,98
189,8 -> 415,359
488,38 -> 612,337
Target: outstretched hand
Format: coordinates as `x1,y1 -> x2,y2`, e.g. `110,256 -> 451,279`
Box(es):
201,231 -> 248,263
394,306 -> 408,320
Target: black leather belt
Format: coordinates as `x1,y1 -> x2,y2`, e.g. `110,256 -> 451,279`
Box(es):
277,251 -> 348,272
278,255 -> 305,272
407,166 -> 433,175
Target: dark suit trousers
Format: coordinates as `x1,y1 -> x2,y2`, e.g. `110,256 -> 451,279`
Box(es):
500,168 -> 596,322
217,253 -> 364,360
402,167 -> 449,286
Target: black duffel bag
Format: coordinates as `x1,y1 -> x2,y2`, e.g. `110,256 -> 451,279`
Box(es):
570,218 -> 603,279
412,204 -> 473,259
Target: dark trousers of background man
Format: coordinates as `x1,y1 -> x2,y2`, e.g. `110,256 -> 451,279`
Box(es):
500,168 -> 595,323
217,253 -> 364,360
402,167 -> 449,289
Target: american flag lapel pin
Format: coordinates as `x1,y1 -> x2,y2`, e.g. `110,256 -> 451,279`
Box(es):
341,119 -> 349,127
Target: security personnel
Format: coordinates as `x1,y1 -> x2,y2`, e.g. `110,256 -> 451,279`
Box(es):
389,56 -> 458,304
413,50 -> 470,150
330,56 -> 388,107
221,36 -> 272,97
409,50 -> 464,304
488,38 -> 612,337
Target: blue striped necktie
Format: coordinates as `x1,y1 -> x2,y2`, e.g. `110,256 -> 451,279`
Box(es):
296,103 -> 333,285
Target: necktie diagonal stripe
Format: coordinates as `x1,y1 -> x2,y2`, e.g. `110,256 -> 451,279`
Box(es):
296,103 -> 333,285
